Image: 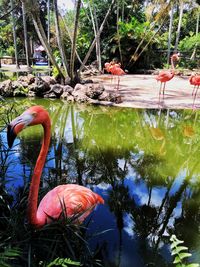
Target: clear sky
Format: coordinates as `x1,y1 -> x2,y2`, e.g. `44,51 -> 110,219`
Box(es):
57,0 -> 74,11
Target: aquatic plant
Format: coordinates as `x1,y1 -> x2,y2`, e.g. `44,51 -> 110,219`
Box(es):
170,234 -> 199,267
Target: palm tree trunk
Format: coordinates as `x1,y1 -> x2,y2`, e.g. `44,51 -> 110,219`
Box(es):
22,1 -> 31,69
174,0 -> 184,53
47,0 -> 51,67
88,0 -> 101,71
61,15 -> 84,66
191,9 -> 199,60
21,0 -> 65,79
70,0 -> 81,81
79,0 -> 116,72
167,3 -> 174,66
11,0 -> 19,68
53,0 -> 69,76
116,0 -> 123,65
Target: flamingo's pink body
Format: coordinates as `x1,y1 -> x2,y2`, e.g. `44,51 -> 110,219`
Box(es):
37,184 -> 104,226
189,74 -> 200,107
156,53 -> 179,97
7,106 -> 104,228
104,61 -> 125,91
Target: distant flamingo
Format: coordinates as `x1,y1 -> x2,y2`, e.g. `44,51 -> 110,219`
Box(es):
7,106 -> 104,228
110,63 -> 125,92
190,74 -> 200,108
189,74 -> 197,96
156,53 -> 179,103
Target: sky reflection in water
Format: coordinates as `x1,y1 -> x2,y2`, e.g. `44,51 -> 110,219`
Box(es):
1,98 -> 200,266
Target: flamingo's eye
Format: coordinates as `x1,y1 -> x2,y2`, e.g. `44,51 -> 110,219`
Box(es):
31,112 -> 37,117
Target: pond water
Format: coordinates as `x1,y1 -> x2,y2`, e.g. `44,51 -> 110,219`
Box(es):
1,98 -> 200,267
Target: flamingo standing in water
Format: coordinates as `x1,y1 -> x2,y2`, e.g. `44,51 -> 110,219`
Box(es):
7,106 -> 104,229
156,53 -> 179,103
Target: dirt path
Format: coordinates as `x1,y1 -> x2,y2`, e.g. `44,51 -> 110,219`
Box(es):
91,74 -> 198,109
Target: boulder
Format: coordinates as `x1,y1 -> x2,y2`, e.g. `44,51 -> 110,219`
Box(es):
17,74 -> 35,85
41,76 -> 56,85
0,79 -> 13,96
86,83 -> 104,99
60,92 -> 74,102
98,91 -> 113,101
72,84 -> 89,102
63,85 -> 74,94
29,77 -> 50,96
49,84 -> 64,97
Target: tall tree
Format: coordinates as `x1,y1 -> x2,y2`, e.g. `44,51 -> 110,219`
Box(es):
21,0 -> 65,79
191,5 -> 200,60
79,0 -> 116,72
22,1 -> 31,69
167,3 -> 174,66
174,0 -> 184,53
11,0 -> 19,68
70,0 -> 81,80
53,0 -> 69,76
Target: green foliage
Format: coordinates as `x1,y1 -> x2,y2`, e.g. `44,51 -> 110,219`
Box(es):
0,247 -> 21,267
13,86 -> 29,97
46,257 -> 81,267
170,235 -> 199,267
178,33 -> 200,52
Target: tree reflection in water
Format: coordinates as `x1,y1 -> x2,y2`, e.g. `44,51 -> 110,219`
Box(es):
1,99 -> 200,266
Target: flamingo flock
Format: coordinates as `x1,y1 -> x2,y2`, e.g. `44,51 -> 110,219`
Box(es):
104,61 -> 125,92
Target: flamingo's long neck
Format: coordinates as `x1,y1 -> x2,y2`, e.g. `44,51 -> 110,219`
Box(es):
27,116 -> 51,227
171,57 -> 175,72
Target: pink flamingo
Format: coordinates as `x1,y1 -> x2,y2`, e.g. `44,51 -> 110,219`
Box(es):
156,53 -> 179,103
7,106 -> 104,228
110,63 -> 125,92
190,74 -> 200,108
189,74 -> 197,96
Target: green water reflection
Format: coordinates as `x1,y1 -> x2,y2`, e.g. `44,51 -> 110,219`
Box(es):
1,98 -> 200,266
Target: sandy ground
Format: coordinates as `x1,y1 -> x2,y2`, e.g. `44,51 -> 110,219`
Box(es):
1,65 -> 198,109
91,74 -> 198,109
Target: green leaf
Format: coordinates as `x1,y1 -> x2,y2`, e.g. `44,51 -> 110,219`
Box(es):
187,264 -> 200,267
173,256 -> 182,264
171,246 -> 188,255
171,240 -> 184,250
179,252 -> 192,260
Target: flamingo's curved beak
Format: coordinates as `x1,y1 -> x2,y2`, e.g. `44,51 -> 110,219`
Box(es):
7,112 -> 35,148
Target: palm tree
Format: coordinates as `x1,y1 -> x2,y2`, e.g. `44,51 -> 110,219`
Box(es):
11,0 -> 19,68
22,1 -> 31,69
167,2 -> 174,66
53,0 -> 69,77
79,0 -> 116,72
21,0 -> 65,80
191,4 -> 200,60
174,0 -> 184,53
70,0 -> 81,81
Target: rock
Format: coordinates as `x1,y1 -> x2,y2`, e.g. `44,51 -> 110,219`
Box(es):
60,92 -> 74,102
72,84 -> 89,102
86,83 -> 104,99
28,90 -> 36,97
30,77 -> 50,96
110,93 -> 123,103
49,84 -> 64,97
98,91 -> 113,101
43,92 -> 57,98
41,76 -> 56,85
0,79 -> 13,96
63,85 -> 74,94
17,74 -> 35,85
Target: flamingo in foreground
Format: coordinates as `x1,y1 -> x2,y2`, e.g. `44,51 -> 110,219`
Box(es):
7,106 -> 104,229
156,53 -> 179,104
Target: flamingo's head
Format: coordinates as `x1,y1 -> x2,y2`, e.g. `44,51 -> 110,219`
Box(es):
171,53 -> 180,61
7,106 -> 50,148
